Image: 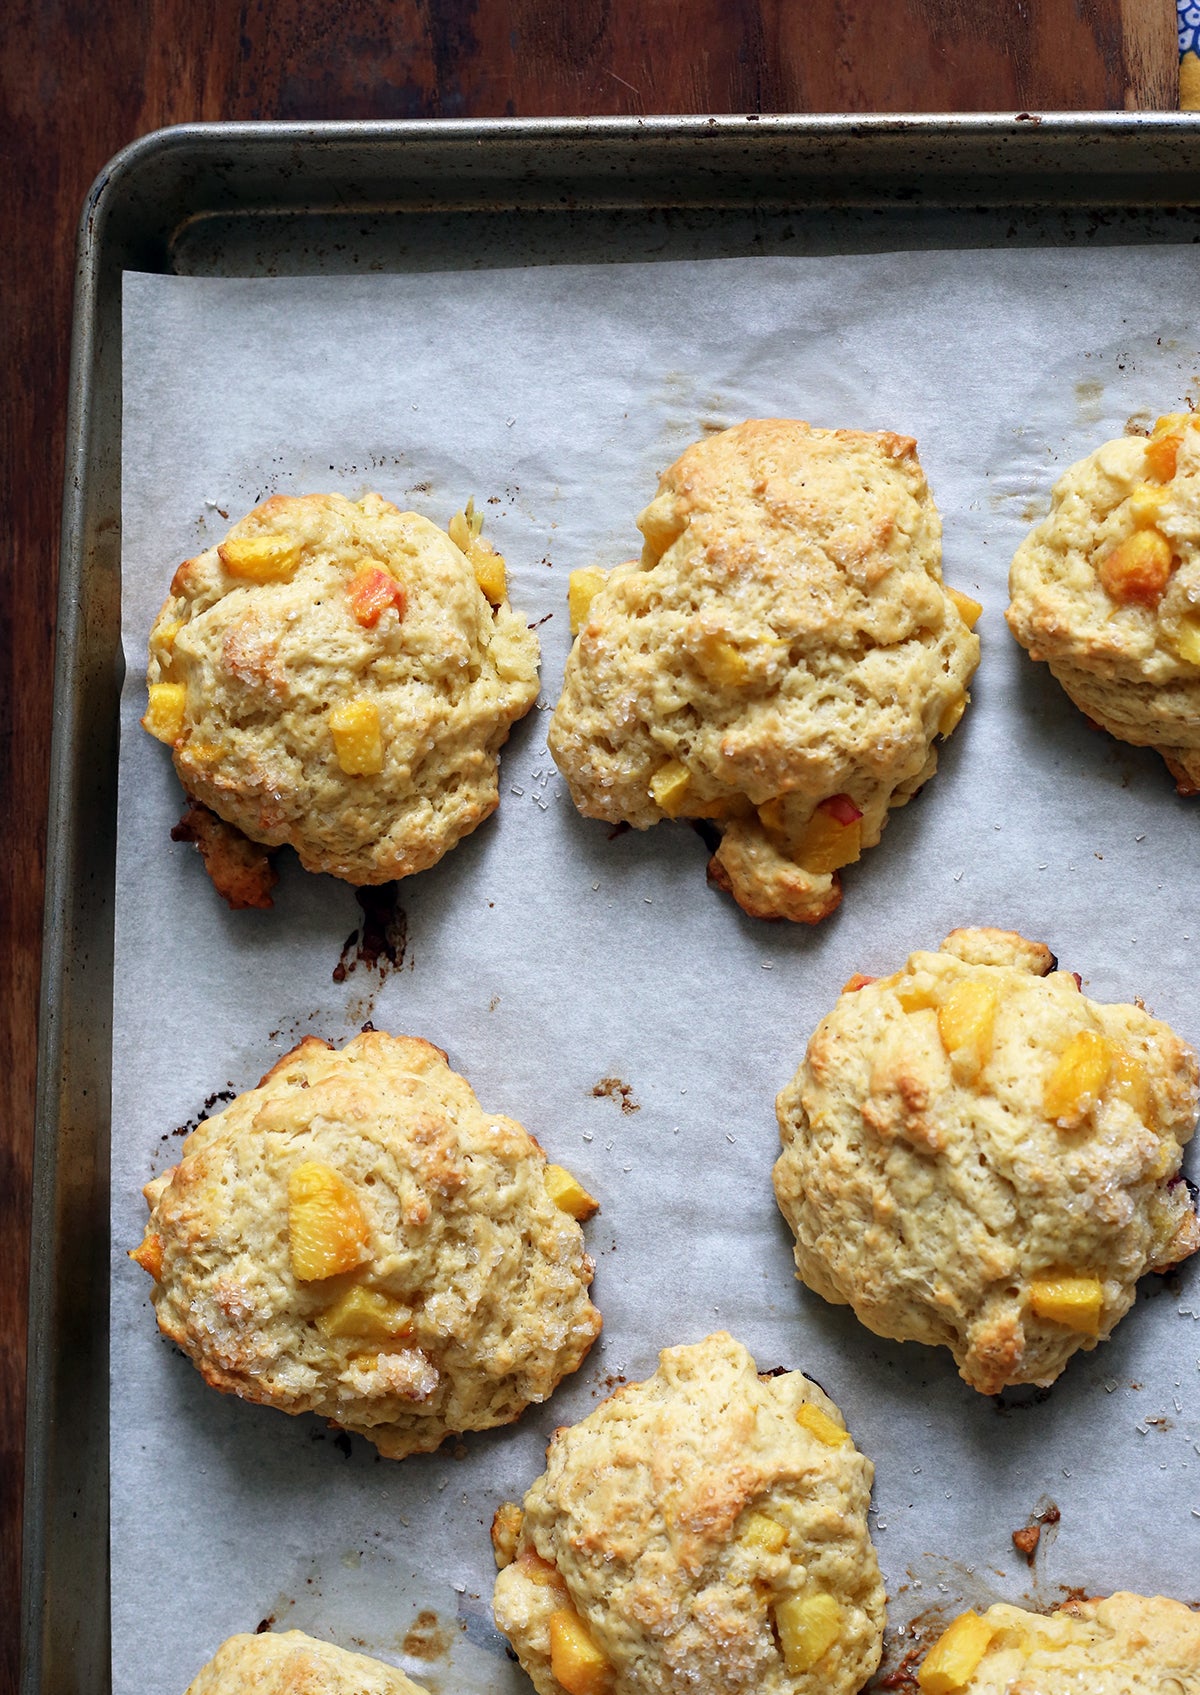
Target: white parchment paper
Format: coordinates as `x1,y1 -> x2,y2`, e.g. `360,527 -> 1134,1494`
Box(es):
116,251 -> 1200,1695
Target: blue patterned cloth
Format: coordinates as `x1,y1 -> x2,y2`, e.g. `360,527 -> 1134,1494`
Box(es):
1181,0 -> 1199,57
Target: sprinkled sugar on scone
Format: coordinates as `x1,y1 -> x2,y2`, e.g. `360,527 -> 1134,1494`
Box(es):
491,1333 -> 885,1695
916,1593 -> 1200,1695
1007,411 -> 1200,793
130,1031 -> 601,1458
773,928 -> 1199,1394
549,420 -> 980,922
142,492 -> 540,901
183,1631 -> 431,1695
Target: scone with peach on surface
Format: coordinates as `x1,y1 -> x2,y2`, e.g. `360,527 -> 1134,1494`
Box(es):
1007,411 -> 1200,792
143,492 -> 539,904
492,1332 -> 885,1695
916,1593 -> 1200,1695
773,928 -> 1199,1394
130,1031 -> 601,1457
550,419 -> 980,922
183,1631 -> 431,1695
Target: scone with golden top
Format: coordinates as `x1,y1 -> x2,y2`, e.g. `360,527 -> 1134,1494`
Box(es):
773,928 -> 1200,1394
183,1631 -> 431,1695
916,1593 -> 1200,1695
130,1031 -> 601,1457
491,1332 -> 885,1695
549,420 -> 980,922
142,492 -> 540,898
1007,411 -> 1200,792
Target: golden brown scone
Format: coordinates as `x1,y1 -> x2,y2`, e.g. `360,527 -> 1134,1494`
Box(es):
549,420 -> 980,922
916,1594 -> 1200,1694
492,1333 -> 885,1695
130,1032 -> 601,1458
142,492 -> 539,893
183,1631 -> 430,1695
773,929 -> 1199,1394
1007,411 -> 1200,793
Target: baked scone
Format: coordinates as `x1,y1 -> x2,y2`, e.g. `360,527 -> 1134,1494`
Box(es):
183,1631 -> 430,1695
916,1594 -> 1200,1694
130,1031 -> 601,1457
142,492 -> 540,899
491,1332 -> 885,1695
773,928 -> 1200,1394
1007,411 -> 1200,793
549,420 -> 980,922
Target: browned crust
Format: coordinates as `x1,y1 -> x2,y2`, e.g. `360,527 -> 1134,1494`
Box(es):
171,799 -> 277,909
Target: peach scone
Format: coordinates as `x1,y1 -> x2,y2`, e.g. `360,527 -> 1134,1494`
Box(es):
183,1631 -> 431,1695
130,1031 -> 601,1457
143,493 -> 539,903
773,928 -> 1199,1393
1008,411 -> 1200,792
492,1333 -> 885,1695
916,1593 -> 1200,1695
549,420 -> 980,922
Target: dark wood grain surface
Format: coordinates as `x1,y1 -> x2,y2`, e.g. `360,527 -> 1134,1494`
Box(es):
0,3 -> 1180,1690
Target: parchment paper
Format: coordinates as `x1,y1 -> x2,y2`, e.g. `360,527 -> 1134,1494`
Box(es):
116,250 -> 1200,1695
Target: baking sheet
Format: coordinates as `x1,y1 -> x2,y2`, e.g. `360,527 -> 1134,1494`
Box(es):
116,250 -> 1200,1694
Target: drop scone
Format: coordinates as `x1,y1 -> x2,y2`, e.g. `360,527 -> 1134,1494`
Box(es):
183,1632 -> 431,1695
549,420 -> 980,922
916,1594 -> 1200,1695
129,1031 -> 601,1457
773,928 -> 1200,1395
491,1333 -> 885,1695
1007,411 -> 1200,793
142,492 -> 540,905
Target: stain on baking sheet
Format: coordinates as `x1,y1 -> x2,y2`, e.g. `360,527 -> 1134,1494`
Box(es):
333,882 -> 408,984
401,1609 -> 453,1661
592,1076 -> 640,1113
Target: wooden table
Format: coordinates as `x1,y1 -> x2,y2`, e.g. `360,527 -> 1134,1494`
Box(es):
0,3 -> 1182,1689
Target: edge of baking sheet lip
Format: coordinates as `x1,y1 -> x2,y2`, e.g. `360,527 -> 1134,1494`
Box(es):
22,106 -> 1200,1695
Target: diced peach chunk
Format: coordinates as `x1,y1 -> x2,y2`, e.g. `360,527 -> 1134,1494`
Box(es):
936,980 -> 997,1082
218,533 -> 302,581
1097,528 -> 1174,606
287,1160 -> 372,1281
895,978 -> 938,1014
544,1163 -> 599,1221
548,1608 -> 611,1695
695,631 -> 750,686
740,1511 -> 788,1554
843,973 -> 876,993
650,759 -> 692,817
1108,1049 -> 1153,1123
938,695 -> 968,738
1043,1030 -> 1111,1127
316,1285 -> 411,1340
947,587 -> 983,629
157,619 -> 185,651
796,1402 -> 850,1447
348,564 -> 406,627
789,798 -> 863,875
775,1593 -> 843,1674
129,1231 -> 164,1280
328,698 -> 384,776
1144,431 -> 1182,482
918,1610 -> 994,1694
517,1549 -> 567,1590
449,500 -> 507,604
1028,1274 -> 1104,1334
1171,615 -> 1200,666
1128,482 -> 1169,526
568,567 -> 608,634
142,683 -> 187,745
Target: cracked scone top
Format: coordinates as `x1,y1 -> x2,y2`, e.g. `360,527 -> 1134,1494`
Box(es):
183,1632 -> 431,1695
491,1333 -> 885,1695
773,929 -> 1200,1395
1007,412 -> 1200,793
130,1031 -> 601,1458
142,492 -> 540,898
916,1594 -> 1200,1695
549,420 -> 980,922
